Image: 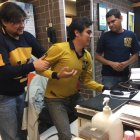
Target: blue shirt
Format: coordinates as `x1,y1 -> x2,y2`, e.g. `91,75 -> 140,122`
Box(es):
96,30 -> 140,76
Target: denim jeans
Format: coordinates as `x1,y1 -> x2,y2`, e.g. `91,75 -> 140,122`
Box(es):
0,93 -> 25,140
45,93 -> 84,140
102,76 -> 128,89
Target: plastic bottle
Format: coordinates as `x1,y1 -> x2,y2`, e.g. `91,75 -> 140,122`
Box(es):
91,97 -> 123,140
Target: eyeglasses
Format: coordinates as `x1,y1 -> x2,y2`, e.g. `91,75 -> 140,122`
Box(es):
12,18 -> 28,25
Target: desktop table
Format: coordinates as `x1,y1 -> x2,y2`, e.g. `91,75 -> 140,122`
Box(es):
76,83 -> 140,130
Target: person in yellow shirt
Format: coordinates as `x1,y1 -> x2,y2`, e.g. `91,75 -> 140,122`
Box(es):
41,17 -> 105,140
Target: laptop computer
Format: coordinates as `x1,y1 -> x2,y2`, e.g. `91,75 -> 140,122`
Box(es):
78,94 -> 129,112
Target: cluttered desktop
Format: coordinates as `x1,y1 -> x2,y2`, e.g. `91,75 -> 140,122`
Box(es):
75,68 -> 140,139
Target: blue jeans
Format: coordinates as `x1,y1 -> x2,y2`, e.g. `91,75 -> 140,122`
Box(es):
45,93 -> 84,140
102,76 -> 128,89
0,93 -> 25,140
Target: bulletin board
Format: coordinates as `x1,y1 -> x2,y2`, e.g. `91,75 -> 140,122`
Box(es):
121,12 -> 128,30
98,3 -> 107,31
127,12 -> 135,32
15,2 -> 36,37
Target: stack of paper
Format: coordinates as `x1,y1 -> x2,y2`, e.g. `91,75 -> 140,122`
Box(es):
114,91 -> 140,127
118,104 -> 140,126
75,105 -> 97,117
130,91 -> 140,103
119,91 -> 140,117
120,104 -> 140,118
130,68 -> 140,81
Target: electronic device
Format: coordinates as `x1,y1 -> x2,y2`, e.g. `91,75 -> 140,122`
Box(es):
110,90 -> 124,95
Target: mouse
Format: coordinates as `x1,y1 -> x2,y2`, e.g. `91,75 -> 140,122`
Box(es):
110,90 -> 124,95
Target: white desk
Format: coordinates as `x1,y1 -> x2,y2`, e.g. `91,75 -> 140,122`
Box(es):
75,105 -> 96,127
76,102 -> 140,130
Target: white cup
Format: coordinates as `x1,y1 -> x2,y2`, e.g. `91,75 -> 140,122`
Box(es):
124,131 -> 134,140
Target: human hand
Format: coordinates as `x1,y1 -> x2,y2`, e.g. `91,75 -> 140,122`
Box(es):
40,55 -> 47,60
33,58 -> 50,72
57,67 -> 77,79
102,86 -> 110,92
109,62 -> 123,71
119,61 -> 129,70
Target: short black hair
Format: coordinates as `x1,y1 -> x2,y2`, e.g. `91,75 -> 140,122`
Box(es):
106,9 -> 121,19
0,2 -> 27,25
68,16 -> 92,40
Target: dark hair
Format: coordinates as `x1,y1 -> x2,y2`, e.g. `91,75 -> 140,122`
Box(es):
106,9 -> 121,19
68,16 -> 92,40
0,2 -> 27,25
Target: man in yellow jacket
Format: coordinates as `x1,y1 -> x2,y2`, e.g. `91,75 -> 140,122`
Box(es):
41,17 -> 105,140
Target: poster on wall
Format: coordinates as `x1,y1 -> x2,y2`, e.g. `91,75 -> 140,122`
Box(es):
15,2 -> 36,37
98,3 -> 107,31
107,8 -> 110,31
121,12 -> 127,30
127,12 -> 135,32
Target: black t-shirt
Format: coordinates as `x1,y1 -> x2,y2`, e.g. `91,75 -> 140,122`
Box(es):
0,30 -> 45,96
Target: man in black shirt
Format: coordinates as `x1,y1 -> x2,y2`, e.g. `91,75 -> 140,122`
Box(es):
0,2 -> 49,140
95,9 -> 140,89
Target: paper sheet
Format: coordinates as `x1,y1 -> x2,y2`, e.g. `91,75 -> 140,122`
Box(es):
119,104 -> 140,118
130,68 -> 140,80
131,91 -> 140,102
102,90 -> 130,98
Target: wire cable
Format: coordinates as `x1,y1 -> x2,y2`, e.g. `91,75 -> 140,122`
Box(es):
108,80 -> 139,101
